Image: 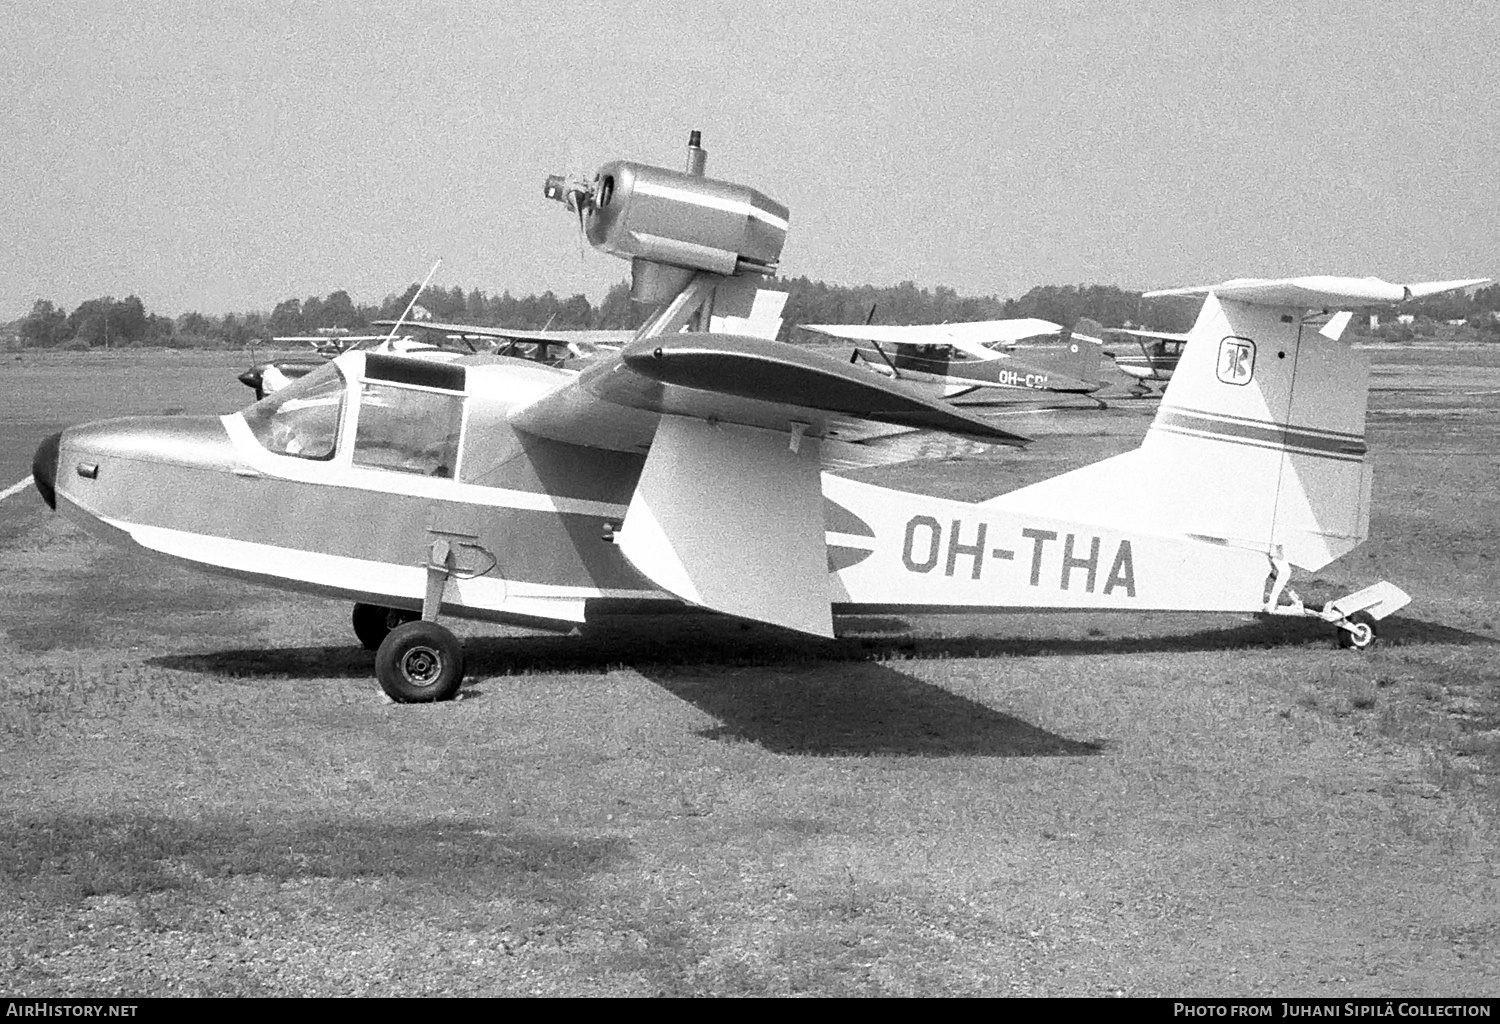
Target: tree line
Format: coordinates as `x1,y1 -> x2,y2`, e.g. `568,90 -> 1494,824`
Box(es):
14,278 -> 1500,350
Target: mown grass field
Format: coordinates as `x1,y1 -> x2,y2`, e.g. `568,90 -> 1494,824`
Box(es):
0,347 -> 1496,996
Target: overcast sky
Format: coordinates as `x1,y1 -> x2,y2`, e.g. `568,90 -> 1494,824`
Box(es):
2,1 -> 1495,318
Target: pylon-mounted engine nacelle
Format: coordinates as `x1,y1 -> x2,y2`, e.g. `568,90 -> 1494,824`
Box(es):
545,132 -> 789,303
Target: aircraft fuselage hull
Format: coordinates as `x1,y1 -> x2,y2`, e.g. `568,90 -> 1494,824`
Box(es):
43,407 -> 1276,631
1112,356 -> 1177,383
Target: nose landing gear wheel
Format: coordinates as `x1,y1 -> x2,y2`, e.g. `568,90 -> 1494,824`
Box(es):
375,620 -> 465,702
352,602 -> 419,651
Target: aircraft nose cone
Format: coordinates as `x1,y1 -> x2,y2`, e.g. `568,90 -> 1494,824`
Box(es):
32,431 -> 61,510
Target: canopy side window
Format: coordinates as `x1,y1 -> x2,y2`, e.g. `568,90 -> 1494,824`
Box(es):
241,363 -> 345,461
353,383 -> 464,478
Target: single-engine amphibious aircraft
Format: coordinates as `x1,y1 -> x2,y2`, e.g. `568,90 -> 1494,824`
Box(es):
30,131 -> 1488,704
801,318 -> 1108,403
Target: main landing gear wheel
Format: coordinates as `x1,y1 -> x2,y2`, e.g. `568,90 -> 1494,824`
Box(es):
375,621 -> 466,703
352,602 -> 419,651
1337,611 -> 1378,651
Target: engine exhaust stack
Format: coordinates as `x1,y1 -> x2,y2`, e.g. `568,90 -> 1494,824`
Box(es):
685,130 -> 706,177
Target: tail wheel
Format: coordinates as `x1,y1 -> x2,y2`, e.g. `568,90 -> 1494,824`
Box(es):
352,602 -> 418,651
375,621 -> 465,702
1337,611 -> 1378,651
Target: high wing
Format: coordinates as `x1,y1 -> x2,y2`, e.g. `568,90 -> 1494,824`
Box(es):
504,331 -> 1028,637
1144,276 -> 1491,307
1105,327 -> 1193,342
509,331 -> 1029,461
272,334 -> 392,343
802,318 -> 1063,361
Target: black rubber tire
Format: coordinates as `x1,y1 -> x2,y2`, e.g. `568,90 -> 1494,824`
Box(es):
375,620 -> 465,702
352,603 -> 418,651
1337,611 -> 1378,651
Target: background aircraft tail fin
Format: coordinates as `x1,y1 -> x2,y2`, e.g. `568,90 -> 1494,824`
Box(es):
709,283 -> 790,340
987,294 -> 1370,570
1065,318 -> 1105,384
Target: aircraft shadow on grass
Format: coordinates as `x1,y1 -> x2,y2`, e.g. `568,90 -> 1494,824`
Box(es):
149,609 -> 1497,679
644,662 -> 1105,758
155,639 -> 1105,758
148,611 -> 1494,758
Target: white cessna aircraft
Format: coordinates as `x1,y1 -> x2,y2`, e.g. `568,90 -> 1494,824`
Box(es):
801,317 -> 1109,402
29,131 -> 1489,702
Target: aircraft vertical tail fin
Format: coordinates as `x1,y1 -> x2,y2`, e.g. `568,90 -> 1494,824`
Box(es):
987,294 -> 1371,570
709,283 -> 789,340
1136,294 -> 1371,569
1065,318 -> 1105,384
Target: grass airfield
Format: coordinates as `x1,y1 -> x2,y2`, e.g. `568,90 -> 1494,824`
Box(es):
0,347 -> 1497,996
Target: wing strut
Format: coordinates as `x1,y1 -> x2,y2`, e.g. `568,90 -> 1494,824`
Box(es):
862,338 -> 902,378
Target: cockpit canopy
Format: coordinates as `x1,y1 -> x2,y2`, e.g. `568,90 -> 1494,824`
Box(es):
242,361 -> 344,460
240,353 -> 467,478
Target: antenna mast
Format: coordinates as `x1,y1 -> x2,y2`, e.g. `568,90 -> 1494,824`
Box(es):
383,257 -> 444,344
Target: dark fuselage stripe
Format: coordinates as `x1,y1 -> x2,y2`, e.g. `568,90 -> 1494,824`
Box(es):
1153,408 -> 1366,461
1165,406 -> 1365,443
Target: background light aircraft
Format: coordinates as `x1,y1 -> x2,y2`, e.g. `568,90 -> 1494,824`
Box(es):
29,130 -> 1488,706
374,320 -> 630,361
242,286 -> 792,401
1101,326 -> 1188,395
801,317 -> 1108,404
371,282 -> 790,357
238,333 -> 450,399
272,329 -> 396,357
240,262 -> 460,397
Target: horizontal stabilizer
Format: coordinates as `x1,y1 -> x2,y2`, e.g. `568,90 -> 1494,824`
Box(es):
1405,278 -> 1493,300
1105,326 -> 1192,343
1067,318 -> 1107,347
1144,276 -> 1491,308
1327,581 -> 1410,622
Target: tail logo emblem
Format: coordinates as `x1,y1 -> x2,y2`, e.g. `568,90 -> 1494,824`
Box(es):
1217,337 -> 1256,385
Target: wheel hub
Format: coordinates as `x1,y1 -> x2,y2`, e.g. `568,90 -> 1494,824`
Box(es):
401,645 -> 442,686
